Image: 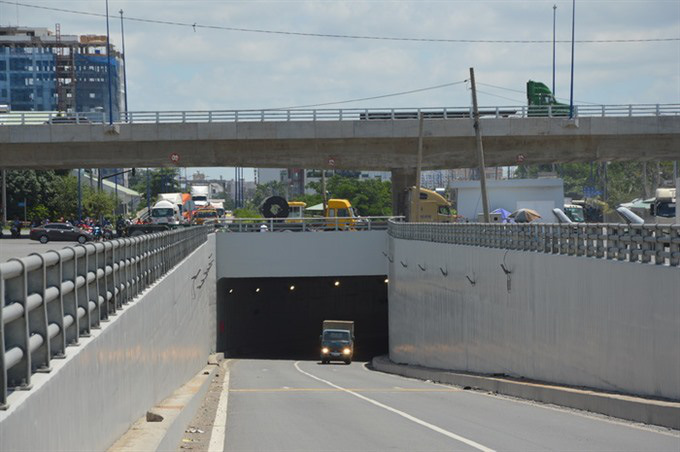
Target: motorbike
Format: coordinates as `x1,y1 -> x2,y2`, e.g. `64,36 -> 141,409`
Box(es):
10,224 -> 21,238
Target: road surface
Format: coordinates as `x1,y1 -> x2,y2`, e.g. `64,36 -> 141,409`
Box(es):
222,359 -> 679,451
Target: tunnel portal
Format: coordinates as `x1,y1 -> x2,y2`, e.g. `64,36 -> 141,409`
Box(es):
217,276 -> 388,361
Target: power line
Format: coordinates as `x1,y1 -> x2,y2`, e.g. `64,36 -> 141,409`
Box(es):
2,1 -> 678,44
274,80 -> 468,110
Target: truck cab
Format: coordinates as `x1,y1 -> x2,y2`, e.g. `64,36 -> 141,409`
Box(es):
320,320 -> 354,364
150,200 -> 181,225
325,199 -> 358,229
527,80 -> 570,117
286,201 -> 306,224
406,187 -> 454,222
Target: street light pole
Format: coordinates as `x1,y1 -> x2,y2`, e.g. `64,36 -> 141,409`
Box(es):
105,0 -> 114,125
469,67 -> 490,223
119,9 -> 129,115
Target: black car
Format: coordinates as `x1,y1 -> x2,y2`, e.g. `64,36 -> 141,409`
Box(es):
29,223 -> 94,244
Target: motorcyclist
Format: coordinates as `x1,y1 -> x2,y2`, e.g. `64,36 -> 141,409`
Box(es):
11,217 -> 21,238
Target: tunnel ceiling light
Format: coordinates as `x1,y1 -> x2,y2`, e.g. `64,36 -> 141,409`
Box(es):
290,285 -> 295,291
334,280 -> 340,287
384,278 -> 389,283
255,288 -> 261,293
229,289 -> 234,294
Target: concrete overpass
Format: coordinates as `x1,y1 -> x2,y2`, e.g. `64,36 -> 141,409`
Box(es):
1,105 -> 679,172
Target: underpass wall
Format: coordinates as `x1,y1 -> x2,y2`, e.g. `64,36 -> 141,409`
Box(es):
389,237 -> 680,400
0,235 -> 216,451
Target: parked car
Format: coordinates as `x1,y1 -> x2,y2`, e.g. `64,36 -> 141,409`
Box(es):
29,223 -> 94,244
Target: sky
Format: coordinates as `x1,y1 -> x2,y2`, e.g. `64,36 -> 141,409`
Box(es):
2,0 -> 679,180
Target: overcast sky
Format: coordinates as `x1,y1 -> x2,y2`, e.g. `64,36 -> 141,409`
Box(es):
3,0 -> 678,180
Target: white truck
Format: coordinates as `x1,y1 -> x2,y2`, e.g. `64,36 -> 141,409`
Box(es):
191,186 -> 210,208
150,199 -> 182,225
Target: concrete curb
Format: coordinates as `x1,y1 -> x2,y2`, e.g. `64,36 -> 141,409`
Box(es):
110,354 -> 224,452
371,356 -> 680,430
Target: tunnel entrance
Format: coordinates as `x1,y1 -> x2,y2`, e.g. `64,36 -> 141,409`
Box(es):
217,276 -> 388,361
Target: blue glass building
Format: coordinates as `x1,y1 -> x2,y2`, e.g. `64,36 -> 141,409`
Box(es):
0,27 -> 122,119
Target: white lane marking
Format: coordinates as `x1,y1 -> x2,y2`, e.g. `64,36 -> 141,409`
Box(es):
362,363 -> 679,438
208,360 -> 231,452
294,361 -> 495,452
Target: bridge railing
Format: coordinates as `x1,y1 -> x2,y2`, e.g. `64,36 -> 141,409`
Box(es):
2,104 -> 680,125
0,226 -> 210,409
214,216 -> 398,233
389,221 -> 680,267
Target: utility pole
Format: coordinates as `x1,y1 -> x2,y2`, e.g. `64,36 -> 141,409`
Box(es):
414,112 -> 424,222
321,169 -> 327,215
77,169 -> 82,222
569,0 -> 576,119
1,169 -> 6,225
552,4 -> 557,96
469,68 -> 490,223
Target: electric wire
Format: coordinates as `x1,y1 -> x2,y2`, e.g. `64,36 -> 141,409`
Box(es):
1,1 -> 678,44
273,80 -> 468,110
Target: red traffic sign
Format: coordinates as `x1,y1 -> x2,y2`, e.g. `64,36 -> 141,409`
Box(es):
516,153 -> 526,163
170,152 -> 180,164
328,158 -> 336,167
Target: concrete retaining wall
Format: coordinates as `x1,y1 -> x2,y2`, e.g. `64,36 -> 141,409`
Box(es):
217,230 -> 388,278
0,235 -> 216,451
388,237 -> 680,400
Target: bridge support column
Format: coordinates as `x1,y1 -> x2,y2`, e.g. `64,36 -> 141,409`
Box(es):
391,168 -> 416,218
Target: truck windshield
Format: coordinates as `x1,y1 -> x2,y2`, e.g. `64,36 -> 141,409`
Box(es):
564,207 -> 585,222
656,202 -> 676,218
197,211 -> 217,218
193,196 -> 208,202
152,208 -> 174,217
323,331 -> 350,341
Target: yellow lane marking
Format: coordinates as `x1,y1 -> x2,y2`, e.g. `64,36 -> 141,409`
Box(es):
230,387 -> 461,393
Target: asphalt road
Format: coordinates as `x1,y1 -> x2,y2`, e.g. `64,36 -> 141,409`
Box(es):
0,236 -> 77,262
224,359 -> 679,451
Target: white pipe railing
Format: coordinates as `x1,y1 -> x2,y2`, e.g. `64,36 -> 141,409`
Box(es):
2,104 -> 679,125
0,226 -> 210,409
389,221 -> 680,267
213,216 -> 399,232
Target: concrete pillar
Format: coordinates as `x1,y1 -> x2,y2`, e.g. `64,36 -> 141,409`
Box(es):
676,177 -> 679,224
391,168 -> 417,218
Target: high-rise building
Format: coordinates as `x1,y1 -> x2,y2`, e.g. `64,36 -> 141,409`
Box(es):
0,26 -> 123,118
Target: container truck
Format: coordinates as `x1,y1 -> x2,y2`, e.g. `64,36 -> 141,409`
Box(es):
320,320 -> 355,364
191,185 -> 210,208
403,187 -> 454,222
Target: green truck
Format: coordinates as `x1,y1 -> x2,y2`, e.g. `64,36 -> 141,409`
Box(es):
527,80 -> 570,117
320,320 -> 354,365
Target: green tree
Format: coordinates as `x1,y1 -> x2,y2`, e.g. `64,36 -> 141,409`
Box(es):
131,168 -> 181,206
249,181 -> 288,208
306,176 -> 392,216
83,188 -> 117,221
4,170 -> 64,219
51,175 -> 79,220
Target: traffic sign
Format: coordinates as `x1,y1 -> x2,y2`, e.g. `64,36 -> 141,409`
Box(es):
17,201 -> 25,207
516,153 -> 526,163
170,152 -> 180,164
583,186 -> 602,198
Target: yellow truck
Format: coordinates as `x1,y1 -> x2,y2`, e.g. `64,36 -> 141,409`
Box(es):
324,199 -> 359,229
286,201 -> 306,223
405,187 -> 454,222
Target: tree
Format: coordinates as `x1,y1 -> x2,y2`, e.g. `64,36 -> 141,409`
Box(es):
4,170 -> 64,219
82,188 -> 116,221
249,181 -> 288,208
131,168 -> 181,206
306,176 -> 392,216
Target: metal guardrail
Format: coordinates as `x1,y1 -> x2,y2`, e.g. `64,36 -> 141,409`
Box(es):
2,104 -> 680,125
214,216 -> 397,232
388,221 -> 680,267
0,226 -> 210,409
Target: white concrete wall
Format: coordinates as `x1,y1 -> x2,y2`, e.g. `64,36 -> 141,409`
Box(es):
452,178 -> 565,222
0,235 -> 216,451
217,231 -> 388,278
388,236 -> 680,400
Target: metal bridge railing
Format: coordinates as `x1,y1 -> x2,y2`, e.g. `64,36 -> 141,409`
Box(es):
2,104 -> 680,125
0,226 -> 210,409
388,221 -> 680,267
214,216 -> 397,233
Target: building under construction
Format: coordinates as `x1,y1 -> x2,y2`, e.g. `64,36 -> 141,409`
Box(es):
0,26 -> 123,117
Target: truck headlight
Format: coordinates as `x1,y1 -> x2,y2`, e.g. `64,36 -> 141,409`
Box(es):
343,348 -> 351,355
321,347 -> 329,354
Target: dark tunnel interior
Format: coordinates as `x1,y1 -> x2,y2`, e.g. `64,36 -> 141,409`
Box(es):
216,276 -> 388,361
